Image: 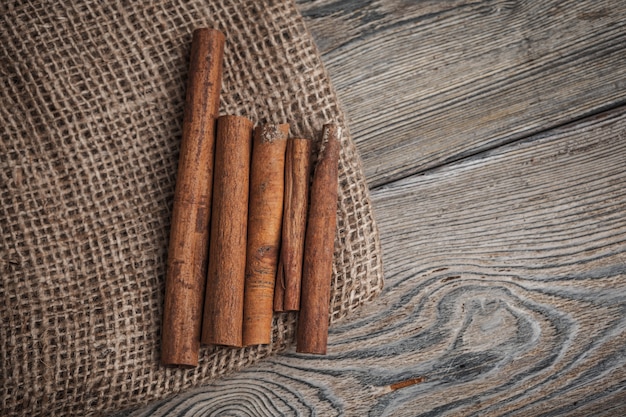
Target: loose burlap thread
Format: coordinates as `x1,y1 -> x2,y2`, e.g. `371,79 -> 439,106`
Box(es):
0,1 -> 384,416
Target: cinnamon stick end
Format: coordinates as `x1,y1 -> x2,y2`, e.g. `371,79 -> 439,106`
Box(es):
160,345 -> 199,368
193,27 -> 226,43
295,345 -> 327,355
218,114 -> 253,128
242,324 -> 272,346
204,338 -> 243,349
201,325 -> 246,349
254,123 -> 289,144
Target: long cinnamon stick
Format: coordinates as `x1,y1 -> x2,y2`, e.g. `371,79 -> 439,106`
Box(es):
296,124 -> 341,355
161,28 -> 224,367
201,115 -> 253,347
274,138 -> 312,312
242,123 -> 289,345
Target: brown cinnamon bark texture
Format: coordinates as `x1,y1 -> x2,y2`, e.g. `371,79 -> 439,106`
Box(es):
161,28 -> 224,367
242,123 -> 289,345
296,124 -> 341,355
201,115 -> 253,347
274,138 -> 313,312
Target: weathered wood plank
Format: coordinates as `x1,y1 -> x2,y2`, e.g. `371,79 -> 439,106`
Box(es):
126,106 -> 626,416
298,0 -> 626,186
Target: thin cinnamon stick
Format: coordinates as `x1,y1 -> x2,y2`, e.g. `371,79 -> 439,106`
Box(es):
274,138 -> 312,312
296,124 -> 341,355
201,115 -> 253,347
242,123 -> 289,345
161,28 -> 224,367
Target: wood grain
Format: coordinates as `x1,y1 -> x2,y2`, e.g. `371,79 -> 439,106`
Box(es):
131,107 -> 626,416
298,0 -> 626,186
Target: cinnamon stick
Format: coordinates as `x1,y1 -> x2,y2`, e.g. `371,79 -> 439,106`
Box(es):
161,28 -> 224,367
242,123 -> 289,345
296,124 -> 341,355
201,115 -> 253,347
274,138 -> 312,312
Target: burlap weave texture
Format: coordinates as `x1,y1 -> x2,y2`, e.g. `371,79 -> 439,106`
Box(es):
0,1 -> 384,416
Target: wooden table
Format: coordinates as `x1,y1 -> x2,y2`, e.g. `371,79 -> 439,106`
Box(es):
128,1 -> 626,415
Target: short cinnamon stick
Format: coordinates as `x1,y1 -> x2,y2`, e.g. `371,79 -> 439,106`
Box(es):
274,138 -> 312,312
201,115 -> 253,347
296,124 -> 341,355
161,28 -> 225,367
242,123 -> 289,345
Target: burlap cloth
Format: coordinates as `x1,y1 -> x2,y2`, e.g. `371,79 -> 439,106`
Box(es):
0,1 -> 384,416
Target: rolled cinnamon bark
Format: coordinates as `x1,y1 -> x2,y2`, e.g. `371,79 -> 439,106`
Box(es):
296,124 -> 341,355
201,115 -> 253,347
242,123 -> 289,346
274,138 -> 312,312
161,28 -> 224,367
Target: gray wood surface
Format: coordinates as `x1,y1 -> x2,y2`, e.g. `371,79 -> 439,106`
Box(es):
300,0 -> 626,186
124,0 -> 626,415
